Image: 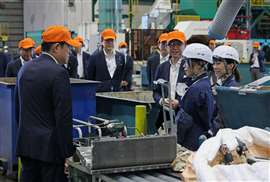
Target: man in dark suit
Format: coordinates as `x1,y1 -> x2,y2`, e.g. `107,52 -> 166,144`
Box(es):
16,25 -> 78,182
66,53 -> 79,78
87,28 -> 125,92
153,31 -> 188,130
147,33 -> 169,89
73,36 -> 91,79
6,38 -> 35,77
118,41 -> 134,91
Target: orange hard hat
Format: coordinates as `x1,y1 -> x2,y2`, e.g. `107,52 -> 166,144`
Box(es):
18,38 -> 35,49
158,33 -> 168,43
167,31 -> 186,44
253,41 -> 260,48
101,28 -> 116,40
34,45 -> 42,55
75,36 -> 84,44
42,25 -> 80,47
118,41 -> 128,48
73,39 -> 82,48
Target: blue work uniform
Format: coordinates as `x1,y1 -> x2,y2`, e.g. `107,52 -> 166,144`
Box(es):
221,75 -> 239,87
176,73 -> 214,151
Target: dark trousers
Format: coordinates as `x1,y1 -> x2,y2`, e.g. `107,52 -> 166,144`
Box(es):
20,157 -> 67,182
250,68 -> 263,81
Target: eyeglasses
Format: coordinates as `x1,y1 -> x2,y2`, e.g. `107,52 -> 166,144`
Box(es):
168,40 -> 182,47
104,39 -> 114,43
160,41 -> 167,45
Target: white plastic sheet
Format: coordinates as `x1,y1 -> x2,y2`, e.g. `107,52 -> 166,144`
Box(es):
193,126 -> 270,181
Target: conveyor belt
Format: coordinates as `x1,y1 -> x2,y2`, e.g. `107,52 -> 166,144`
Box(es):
97,170 -> 182,182
69,162 -> 182,182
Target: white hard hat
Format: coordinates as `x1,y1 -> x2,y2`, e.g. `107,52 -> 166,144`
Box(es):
213,45 -> 240,63
182,43 -> 213,64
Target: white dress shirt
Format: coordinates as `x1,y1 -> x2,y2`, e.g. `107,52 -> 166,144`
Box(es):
160,54 -> 169,64
20,56 -> 27,65
251,52 -> 260,68
77,51 -> 84,78
104,49 -> 116,78
169,59 -> 181,99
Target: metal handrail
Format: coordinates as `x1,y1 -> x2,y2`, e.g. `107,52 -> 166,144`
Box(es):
73,118 -> 102,138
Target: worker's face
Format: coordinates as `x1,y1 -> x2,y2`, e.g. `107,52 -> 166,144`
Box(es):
213,58 -> 234,79
213,60 -> 226,79
168,40 -> 184,60
184,59 -> 204,77
53,43 -> 70,64
119,47 -> 127,54
209,43 -> 216,51
20,48 -> 33,61
159,41 -> 168,56
103,39 -> 114,53
253,47 -> 259,52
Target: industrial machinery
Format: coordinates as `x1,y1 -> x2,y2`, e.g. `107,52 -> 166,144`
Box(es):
73,116 -> 128,139
70,117 -> 181,182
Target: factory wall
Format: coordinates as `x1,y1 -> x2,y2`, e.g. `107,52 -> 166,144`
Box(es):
0,0 -> 24,54
24,0 -> 93,33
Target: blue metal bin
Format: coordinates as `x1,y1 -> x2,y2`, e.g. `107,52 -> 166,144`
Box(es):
96,91 -> 159,135
0,78 -> 98,175
0,78 -> 17,176
216,85 -> 270,129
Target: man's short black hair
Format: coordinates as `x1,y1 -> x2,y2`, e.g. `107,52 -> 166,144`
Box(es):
187,35 -> 209,46
41,42 -> 66,52
225,58 -> 237,64
20,47 -> 33,51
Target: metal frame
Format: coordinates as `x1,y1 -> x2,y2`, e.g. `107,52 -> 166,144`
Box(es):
154,79 -> 176,135
73,118 -> 102,138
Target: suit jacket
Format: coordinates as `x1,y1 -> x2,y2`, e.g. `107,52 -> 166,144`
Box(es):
0,52 -> 10,77
81,51 -> 91,79
147,54 -> 160,88
5,58 -> 22,77
69,51 -> 91,79
16,54 -> 75,163
67,54 -> 79,78
153,60 -> 187,104
87,50 -> 125,92
122,54 -> 134,91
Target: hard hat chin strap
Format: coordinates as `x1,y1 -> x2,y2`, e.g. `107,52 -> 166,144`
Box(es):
223,60 -> 229,75
191,70 -> 207,81
220,61 -> 237,82
203,63 -> 209,71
